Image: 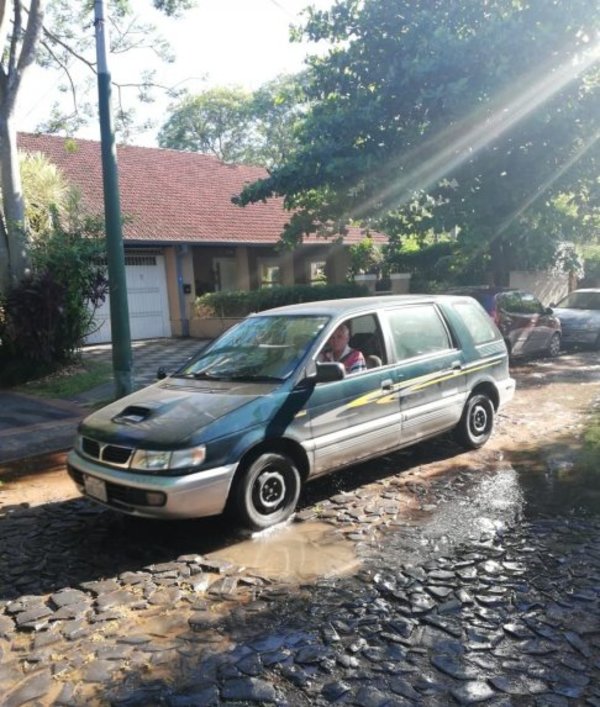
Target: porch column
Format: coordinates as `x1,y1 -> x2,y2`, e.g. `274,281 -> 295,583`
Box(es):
176,244 -> 195,336
235,247 -> 251,291
280,249 -> 295,286
327,244 -> 351,284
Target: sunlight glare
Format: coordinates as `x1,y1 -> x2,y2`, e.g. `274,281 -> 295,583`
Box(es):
351,40 -> 600,221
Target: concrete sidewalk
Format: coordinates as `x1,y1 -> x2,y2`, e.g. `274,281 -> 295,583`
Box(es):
0,337 -> 208,464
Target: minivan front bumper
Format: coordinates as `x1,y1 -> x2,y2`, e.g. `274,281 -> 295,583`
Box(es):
66,450 -> 237,519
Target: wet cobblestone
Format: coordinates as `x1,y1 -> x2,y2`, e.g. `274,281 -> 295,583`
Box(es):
1,352 -> 600,704
1,467 -> 599,705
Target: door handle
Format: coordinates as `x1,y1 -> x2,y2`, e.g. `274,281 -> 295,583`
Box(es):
381,378 -> 393,391
451,361 -> 462,371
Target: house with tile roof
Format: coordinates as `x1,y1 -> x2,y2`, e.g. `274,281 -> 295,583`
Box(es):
17,133 -> 388,343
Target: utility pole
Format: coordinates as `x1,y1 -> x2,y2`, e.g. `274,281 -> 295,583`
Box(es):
94,0 -> 133,398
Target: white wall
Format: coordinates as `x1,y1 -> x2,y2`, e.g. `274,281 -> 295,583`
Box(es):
509,270 -> 570,306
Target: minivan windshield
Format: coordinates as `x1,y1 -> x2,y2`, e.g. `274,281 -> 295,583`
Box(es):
176,314 -> 329,381
557,291 -> 600,310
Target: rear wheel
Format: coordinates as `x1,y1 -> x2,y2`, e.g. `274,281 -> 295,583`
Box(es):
547,332 -> 561,358
454,393 -> 495,449
233,452 -> 301,531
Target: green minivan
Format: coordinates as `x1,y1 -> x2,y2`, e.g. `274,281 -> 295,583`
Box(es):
67,295 -> 515,530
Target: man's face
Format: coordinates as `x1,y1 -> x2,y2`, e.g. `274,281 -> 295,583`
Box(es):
329,325 -> 349,357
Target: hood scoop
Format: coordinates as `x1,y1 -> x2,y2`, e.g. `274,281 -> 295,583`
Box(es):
112,405 -> 153,424
111,396 -> 189,424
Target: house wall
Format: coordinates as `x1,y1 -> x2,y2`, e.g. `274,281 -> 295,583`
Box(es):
509,270 -> 571,306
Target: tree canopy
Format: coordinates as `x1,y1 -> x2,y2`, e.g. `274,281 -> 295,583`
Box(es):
0,0 -> 190,291
158,74 -> 308,168
236,0 -> 599,280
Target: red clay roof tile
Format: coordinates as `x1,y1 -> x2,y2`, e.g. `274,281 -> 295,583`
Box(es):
17,133 -> 384,247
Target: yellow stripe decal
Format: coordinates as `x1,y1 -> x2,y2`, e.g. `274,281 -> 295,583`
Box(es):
297,355 -> 504,416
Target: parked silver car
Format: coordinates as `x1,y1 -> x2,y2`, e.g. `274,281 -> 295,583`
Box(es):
552,289 -> 600,348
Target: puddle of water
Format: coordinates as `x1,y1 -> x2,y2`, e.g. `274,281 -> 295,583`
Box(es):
207,521 -> 361,582
377,467 -> 526,564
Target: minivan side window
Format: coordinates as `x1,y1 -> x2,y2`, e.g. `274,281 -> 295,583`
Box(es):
387,305 -> 452,360
454,301 -> 498,345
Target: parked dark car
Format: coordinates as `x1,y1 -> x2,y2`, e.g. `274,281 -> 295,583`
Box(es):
552,288 -> 600,349
449,287 -> 561,358
67,294 -> 515,530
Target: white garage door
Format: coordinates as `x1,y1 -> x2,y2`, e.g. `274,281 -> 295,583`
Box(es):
86,252 -> 172,344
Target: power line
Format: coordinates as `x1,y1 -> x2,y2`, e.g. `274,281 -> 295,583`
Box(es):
267,0 -> 298,20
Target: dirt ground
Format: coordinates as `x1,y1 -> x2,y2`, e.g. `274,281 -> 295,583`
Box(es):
1,349 -> 598,512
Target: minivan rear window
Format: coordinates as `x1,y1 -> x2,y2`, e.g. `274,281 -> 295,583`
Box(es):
454,301 -> 498,345
472,293 -> 496,313
387,305 -> 452,359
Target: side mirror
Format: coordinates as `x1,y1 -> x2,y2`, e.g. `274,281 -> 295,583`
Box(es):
545,307 -> 554,315
315,361 -> 346,383
549,303 -> 556,309
157,366 -> 168,380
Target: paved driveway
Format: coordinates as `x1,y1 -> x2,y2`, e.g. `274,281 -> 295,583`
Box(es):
75,337 -> 208,400
0,337 -> 209,463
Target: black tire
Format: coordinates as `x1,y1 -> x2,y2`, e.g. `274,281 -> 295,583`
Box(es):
546,332 -> 561,358
454,393 -> 495,449
233,452 -> 301,531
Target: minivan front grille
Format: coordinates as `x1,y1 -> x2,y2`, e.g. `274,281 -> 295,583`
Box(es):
103,445 -> 133,464
81,436 -> 133,468
82,437 -> 100,458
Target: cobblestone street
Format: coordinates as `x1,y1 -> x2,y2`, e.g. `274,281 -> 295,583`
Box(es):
1,351 -> 600,706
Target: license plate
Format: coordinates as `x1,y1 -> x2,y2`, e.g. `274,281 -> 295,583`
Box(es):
84,475 -> 108,503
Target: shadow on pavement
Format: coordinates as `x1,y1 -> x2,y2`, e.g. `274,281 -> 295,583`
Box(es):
0,438 -> 468,602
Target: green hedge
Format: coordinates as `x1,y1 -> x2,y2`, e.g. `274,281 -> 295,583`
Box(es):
194,283 -> 369,318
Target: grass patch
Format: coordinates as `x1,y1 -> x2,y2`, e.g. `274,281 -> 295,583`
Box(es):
15,360 -> 113,399
579,413 -> 600,486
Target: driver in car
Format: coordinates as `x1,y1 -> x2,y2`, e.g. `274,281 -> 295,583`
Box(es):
320,323 -> 366,373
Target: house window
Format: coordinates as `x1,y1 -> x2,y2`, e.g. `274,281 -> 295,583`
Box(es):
258,260 -> 281,288
309,260 -> 327,285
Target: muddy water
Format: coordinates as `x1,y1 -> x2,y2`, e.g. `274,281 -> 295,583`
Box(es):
207,521 -> 361,581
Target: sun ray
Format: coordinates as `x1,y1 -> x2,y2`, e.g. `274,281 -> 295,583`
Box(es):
349,39 -> 600,222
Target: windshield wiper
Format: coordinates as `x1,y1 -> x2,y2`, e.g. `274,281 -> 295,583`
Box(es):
191,371 -> 224,380
226,374 -> 284,383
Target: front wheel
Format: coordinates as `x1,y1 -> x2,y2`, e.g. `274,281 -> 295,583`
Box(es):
454,393 -> 495,449
233,452 -> 301,531
546,332 -> 561,358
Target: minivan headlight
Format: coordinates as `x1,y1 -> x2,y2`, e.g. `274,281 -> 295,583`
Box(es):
130,445 -> 206,471
170,446 -> 207,469
130,449 -> 171,470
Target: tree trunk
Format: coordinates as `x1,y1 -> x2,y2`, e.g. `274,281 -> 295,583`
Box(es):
489,238 -> 510,287
0,0 -> 44,292
0,212 -> 9,293
0,113 -> 29,287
